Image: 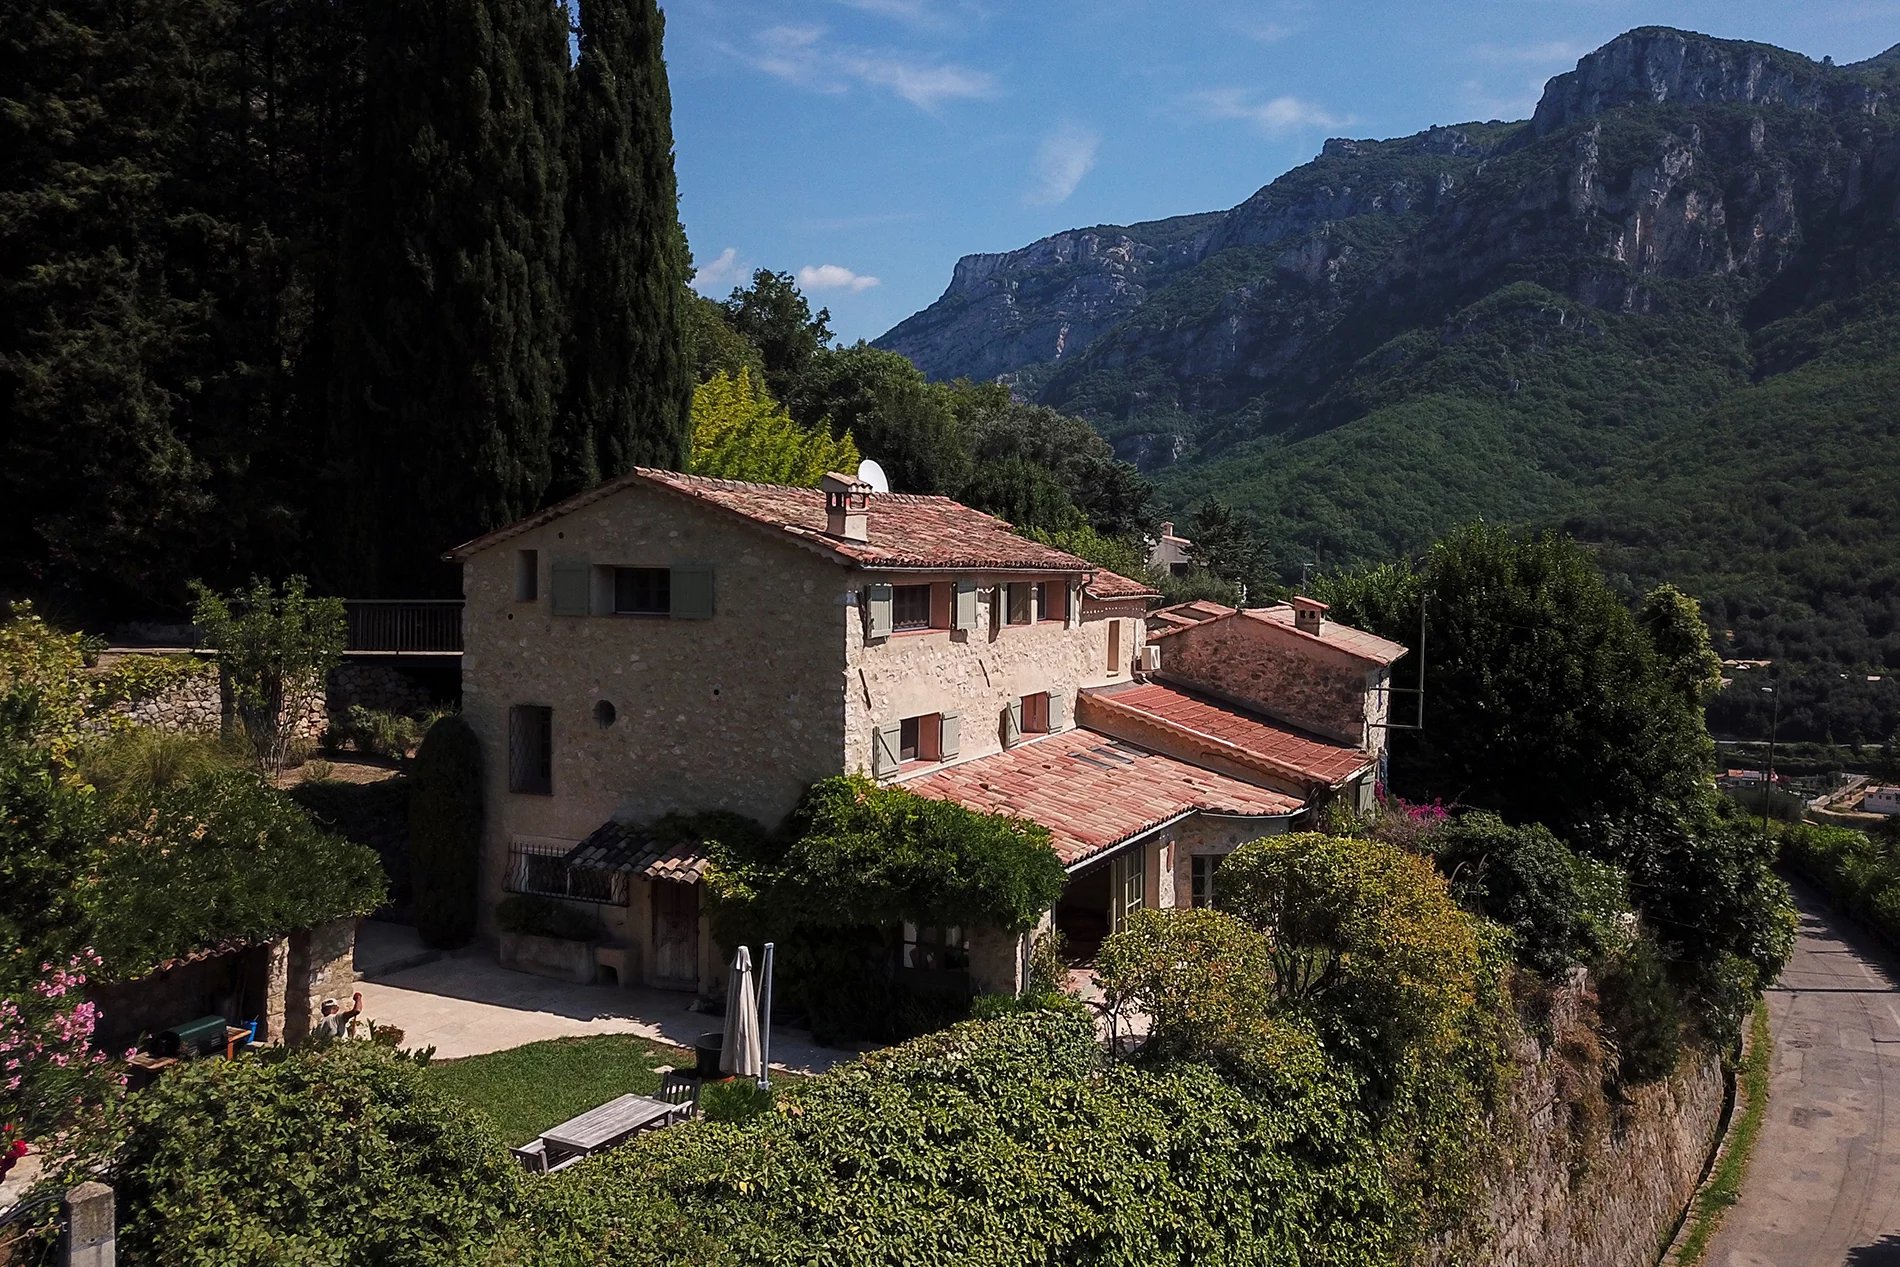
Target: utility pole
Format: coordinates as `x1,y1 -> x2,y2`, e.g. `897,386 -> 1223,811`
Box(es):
1760,682 -> 1780,831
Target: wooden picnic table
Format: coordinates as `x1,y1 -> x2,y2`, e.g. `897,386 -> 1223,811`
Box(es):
540,1094 -> 679,1161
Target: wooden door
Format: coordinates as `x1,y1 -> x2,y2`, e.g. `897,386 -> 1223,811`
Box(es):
650,881 -> 700,988
1108,844 -> 1145,933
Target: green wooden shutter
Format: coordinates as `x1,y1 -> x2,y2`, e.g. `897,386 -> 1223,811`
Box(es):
1003,699 -> 1023,747
873,723 -> 902,776
866,584 -> 894,639
1048,693 -> 1069,732
953,580 -> 978,631
940,712 -> 960,759
669,565 -> 715,619
550,560 -> 591,616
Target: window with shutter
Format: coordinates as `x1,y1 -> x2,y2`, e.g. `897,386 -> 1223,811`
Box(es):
508,705 -> 553,794
550,561 -> 591,616
939,712 -> 960,758
669,565 -> 715,619
1020,692 -> 1050,734
1002,699 -> 1023,747
865,583 -> 894,639
612,567 -> 670,614
1048,692 -> 1070,732
514,550 -> 539,602
873,722 -> 903,776
953,580 -> 978,631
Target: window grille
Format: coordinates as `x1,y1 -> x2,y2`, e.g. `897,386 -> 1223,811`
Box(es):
505,839 -> 628,905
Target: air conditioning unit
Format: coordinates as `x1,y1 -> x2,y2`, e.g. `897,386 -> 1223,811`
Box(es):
1140,645 -> 1161,672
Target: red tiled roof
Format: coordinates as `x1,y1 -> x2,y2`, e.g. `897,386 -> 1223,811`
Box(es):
1084,568 -> 1162,601
1243,605 -> 1407,665
1085,681 -> 1373,787
1145,599 -> 1236,637
903,729 -> 1302,866
447,468 -> 1094,573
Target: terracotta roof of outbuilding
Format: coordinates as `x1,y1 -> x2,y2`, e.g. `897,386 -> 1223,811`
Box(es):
1084,569 -> 1162,601
1243,604 -> 1408,665
1085,681 -> 1373,787
446,468 -> 1095,573
902,729 -> 1302,867
567,821 -> 711,883
1145,599 -> 1236,635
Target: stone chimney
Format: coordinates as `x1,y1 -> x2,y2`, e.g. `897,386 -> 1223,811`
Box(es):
1291,594 -> 1328,636
1159,521 -> 1174,537
821,471 -> 871,542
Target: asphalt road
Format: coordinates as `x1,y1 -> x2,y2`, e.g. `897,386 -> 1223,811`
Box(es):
1705,881 -> 1900,1267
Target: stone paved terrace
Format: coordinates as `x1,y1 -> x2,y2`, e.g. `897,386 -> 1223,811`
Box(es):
355,949 -> 864,1074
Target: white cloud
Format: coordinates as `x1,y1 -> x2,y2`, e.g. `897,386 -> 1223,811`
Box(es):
691,247 -> 750,294
798,263 -> 882,292
738,24 -> 998,112
1192,88 -> 1349,135
834,0 -> 940,26
1469,40 -> 1588,66
1231,18 -> 1297,44
1024,122 -> 1100,207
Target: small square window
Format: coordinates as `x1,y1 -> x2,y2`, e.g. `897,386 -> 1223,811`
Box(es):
508,705 -> 553,795
892,584 -> 932,631
1038,581 -> 1068,623
515,549 -> 539,602
613,567 -> 670,615
1021,692 -> 1050,734
898,713 -> 942,763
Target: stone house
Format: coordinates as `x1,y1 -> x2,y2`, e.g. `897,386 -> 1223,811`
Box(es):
450,470 -> 1406,996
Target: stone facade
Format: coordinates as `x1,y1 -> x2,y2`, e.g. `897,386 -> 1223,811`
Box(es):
282,918 -> 359,1044
1423,972 -> 1726,1267
1169,813 -> 1295,909
1156,616 -> 1391,749
459,480 -> 1151,993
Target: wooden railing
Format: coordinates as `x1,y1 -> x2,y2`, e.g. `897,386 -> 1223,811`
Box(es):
343,600 -> 463,654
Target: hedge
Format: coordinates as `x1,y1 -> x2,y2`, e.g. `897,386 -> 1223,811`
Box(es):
409,715 -> 484,946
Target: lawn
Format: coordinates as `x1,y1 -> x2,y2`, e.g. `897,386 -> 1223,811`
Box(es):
425,1034 -> 694,1145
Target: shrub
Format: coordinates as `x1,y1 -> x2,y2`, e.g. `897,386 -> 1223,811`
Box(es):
698,1078 -> 774,1124
1429,812 -> 1629,975
1597,934 -> 1683,1084
87,768 -> 386,980
301,758 -> 335,783
496,895 -> 601,943
113,1041 -> 518,1265
76,727 -> 245,814
344,705 -> 423,760
410,715 -> 484,947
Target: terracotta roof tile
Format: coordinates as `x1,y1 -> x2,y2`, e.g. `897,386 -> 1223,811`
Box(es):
568,821 -> 710,883
902,729 -> 1301,866
1243,605 -> 1408,665
448,468 -> 1095,573
1086,681 -> 1373,787
1084,568 -> 1162,601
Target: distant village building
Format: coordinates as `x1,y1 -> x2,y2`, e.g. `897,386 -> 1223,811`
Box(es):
1148,520 -> 1193,577
1864,786 -> 1900,816
451,471 -> 1406,995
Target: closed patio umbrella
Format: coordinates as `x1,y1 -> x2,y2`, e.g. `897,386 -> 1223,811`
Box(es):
721,946 -> 763,1079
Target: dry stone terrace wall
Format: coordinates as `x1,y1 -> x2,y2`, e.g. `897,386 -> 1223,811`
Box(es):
1425,971 -> 1726,1267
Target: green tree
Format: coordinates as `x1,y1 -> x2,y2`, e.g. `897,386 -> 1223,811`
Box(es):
689,370 -> 860,486
719,269 -> 833,406
1185,498 -> 1275,601
409,715 -> 485,948
189,577 -> 345,772
1314,525 -> 1714,830
686,290 -> 766,383
558,0 -> 691,496
331,0 -> 570,595
1639,583 -> 1725,708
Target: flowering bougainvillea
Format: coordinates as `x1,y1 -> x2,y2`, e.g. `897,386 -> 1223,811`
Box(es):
0,950 -> 128,1170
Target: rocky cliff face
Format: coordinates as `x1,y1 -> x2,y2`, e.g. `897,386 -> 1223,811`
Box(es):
876,26 -> 1900,460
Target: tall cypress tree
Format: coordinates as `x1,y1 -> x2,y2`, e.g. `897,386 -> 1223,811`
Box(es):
557,0 -> 691,496
330,0 -> 569,595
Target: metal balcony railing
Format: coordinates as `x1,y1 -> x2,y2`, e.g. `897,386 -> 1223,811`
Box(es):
342,600 -> 463,654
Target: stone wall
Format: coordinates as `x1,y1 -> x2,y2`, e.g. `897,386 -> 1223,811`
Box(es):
327,662 -> 436,721
282,918 -> 360,1044
1155,616 -> 1383,747
1422,972 -> 1726,1267
107,653 -> 327,744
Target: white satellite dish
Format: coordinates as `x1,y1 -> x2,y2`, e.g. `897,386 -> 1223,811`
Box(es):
857,458 -> 891,493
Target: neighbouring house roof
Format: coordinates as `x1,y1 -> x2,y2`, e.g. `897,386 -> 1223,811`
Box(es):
902,729 -> 1302,867
446,468 -> 1097,574
1084,680 -> 1374,787
567,821 -> 712,884
1146,600 -> 1407,665
1084,568 -> 1163,601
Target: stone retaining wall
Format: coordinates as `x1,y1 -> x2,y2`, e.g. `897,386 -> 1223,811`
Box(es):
104,654 -> 445,748
1423,970 -> 1726,1267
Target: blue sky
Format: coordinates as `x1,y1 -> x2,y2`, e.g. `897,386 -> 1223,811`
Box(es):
664,1 -> 1900,343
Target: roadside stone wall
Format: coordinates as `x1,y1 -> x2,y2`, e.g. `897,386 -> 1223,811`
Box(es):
1422,971 -> 1725,1267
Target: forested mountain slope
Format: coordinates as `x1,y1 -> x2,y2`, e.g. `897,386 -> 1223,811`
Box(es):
878,27 -> 1900,739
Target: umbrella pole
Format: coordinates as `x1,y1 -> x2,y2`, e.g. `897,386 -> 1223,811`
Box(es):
758,942 -> 774,1090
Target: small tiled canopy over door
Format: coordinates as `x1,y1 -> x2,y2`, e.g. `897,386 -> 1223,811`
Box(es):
650,881 -> 700,989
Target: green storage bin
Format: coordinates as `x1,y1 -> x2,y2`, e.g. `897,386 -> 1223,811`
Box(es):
160,1014 -> 228,1058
